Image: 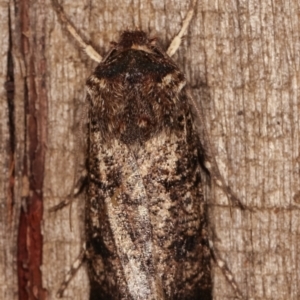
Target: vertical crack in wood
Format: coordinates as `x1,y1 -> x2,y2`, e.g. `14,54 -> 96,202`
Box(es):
5,3 -> 15,224
16,0 -> 48,299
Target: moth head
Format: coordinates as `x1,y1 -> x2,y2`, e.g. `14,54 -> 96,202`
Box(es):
111,30 -> 157,53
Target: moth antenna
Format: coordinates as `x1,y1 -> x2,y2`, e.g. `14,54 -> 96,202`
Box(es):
167,0 -> 198,57
51,0 -> 102,63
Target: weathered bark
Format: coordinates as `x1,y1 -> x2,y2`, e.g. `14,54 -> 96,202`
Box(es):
0,0 -> 299,299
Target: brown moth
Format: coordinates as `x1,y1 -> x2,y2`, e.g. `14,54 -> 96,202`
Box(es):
51,0 -> 243,299
84,29 -> 211,300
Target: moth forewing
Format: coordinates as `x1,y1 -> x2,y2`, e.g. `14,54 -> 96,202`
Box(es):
84,30 -> 212,299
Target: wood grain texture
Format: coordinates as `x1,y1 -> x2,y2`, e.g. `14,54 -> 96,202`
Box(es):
0,1 -> 16,299
0,0 -> 299,299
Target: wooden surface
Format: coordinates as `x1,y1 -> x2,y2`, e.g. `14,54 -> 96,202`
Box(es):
0,0 -> 299,299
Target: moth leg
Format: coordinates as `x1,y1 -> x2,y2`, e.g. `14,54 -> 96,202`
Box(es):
48,197 -> 71,212
186,89 -> 245,209
49,173 -> 86,231
167,0 -> 198,57
209,240 -> 244,299
56,245 -> 86,298
204,161 -> 245,209
49,174 -> 87,212
50,0 -> 102,63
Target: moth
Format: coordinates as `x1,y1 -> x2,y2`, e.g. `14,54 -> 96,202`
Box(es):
84,28 -> 213,299
51,0 -> 243,299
